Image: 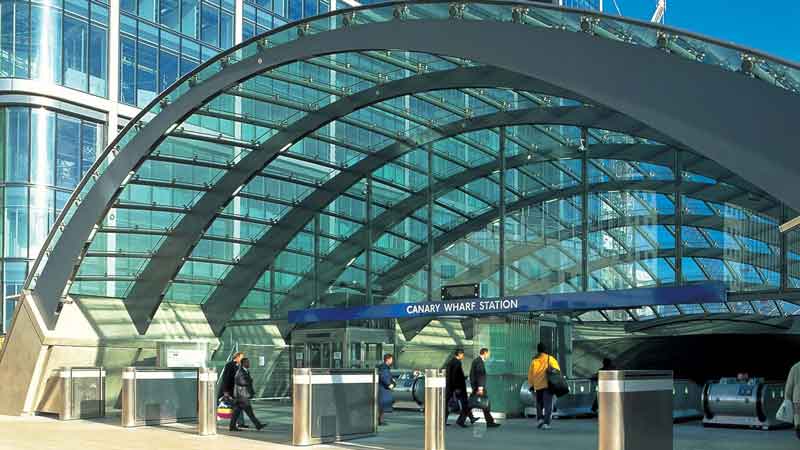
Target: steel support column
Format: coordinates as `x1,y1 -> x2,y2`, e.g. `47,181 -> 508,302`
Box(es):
581,127 -> 589,292
314,214 -> 321,305
366,175 -> 374,306
675,149 -> 684,283
427,144 -> 435,301
498,127 -> 507,297
781,203 -> 789,292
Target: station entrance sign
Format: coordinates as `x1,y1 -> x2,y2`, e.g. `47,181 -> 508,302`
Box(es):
288,282 -> 725,324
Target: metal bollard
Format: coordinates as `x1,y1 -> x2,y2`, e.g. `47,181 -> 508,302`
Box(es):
121,367 -> 136,427
197,367 -> 217,436
292,368 -> 312,446
424,369 -> 445,450
599,370 -> 673,450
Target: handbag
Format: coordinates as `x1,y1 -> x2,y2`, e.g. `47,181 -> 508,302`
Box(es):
545,355 -> 570,398
776,399 -> 794,424
448,393 -> 462,413
217,398 -> 233,420
469,391 -> 490,410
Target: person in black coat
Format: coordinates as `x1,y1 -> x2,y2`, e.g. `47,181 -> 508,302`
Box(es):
219,352 -> 247,428
219,352 -> 243,399
230,358 -> 265,432
469,348 -> 500,428
445,349 -> 477,427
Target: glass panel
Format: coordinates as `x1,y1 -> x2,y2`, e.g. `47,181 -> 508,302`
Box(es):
3,261 -> 26,319
6,108 -> 29,182
181,0 -> 198,37
4,187 -> 28,257
136,41 -> 157,107
63,15 -> 89,91
200,3 -> 220,47
29,187 -> 54,257
220,11 -> 233,48
30,4 -> 63,84
30,108 -> 55,186
89,24 -> 107,96
158,49 -> 179,91
120,35 -> 137,105
56,114 -> 81,189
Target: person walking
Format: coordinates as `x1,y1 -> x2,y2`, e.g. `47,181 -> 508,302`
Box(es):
230,358 -> 265,432
785,360 -> 800,439
528,343 -> 561,430
377,353 -> 396,426
469,348 -> 500,428
219,351 -> 247,429
445,349 -> 477,428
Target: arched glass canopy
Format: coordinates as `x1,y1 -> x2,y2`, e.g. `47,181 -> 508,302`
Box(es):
24,0 -> 800,336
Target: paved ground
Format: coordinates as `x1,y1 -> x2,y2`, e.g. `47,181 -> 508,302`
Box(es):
0,403 -> 796,450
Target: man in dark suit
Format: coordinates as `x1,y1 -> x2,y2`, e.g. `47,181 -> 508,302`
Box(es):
445,349 -> 477,427
469,348 -> 500,428
230,358 -> 265,431
219,351 -> 247,428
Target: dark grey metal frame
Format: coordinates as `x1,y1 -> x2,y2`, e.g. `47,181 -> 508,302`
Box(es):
27,12 -> 800,333
201,105 -> 677,333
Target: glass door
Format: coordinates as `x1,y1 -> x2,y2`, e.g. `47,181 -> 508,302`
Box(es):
349,342 -> 363,368
307,342 -> 333,368
365,343 -> 383,368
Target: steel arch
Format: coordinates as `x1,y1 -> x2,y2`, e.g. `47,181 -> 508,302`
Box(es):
28,9 -> 800,332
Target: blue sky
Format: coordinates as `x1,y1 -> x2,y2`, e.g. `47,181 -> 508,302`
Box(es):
609,1 -> 800,62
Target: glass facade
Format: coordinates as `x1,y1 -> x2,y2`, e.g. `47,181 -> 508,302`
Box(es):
0,106 -> 104,330
5,0 -> 800,334
0,0 -> 340,332
120,0 -> 235,107
61,37 -> 800,327
242,0 -> 329,39
0,0 -> 109,96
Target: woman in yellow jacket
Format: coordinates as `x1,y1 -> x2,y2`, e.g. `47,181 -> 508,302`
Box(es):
528,343 -> 560,429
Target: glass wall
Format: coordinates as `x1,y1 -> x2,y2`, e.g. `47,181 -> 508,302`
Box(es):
0,106 -> 104,332
120,0 -> 235,107
0,0 -> 109,96
242,0 -> 329,39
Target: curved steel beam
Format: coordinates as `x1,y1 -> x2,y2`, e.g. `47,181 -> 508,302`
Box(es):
204,138 -> 773,331
127,67 -> 596,334
275,178 -> 777,321
32,18 -> 800,331
207,130 -> 778,333
201,105 -> 679,333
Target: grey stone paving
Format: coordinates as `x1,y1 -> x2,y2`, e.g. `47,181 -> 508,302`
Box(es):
0,402 -> 795,450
